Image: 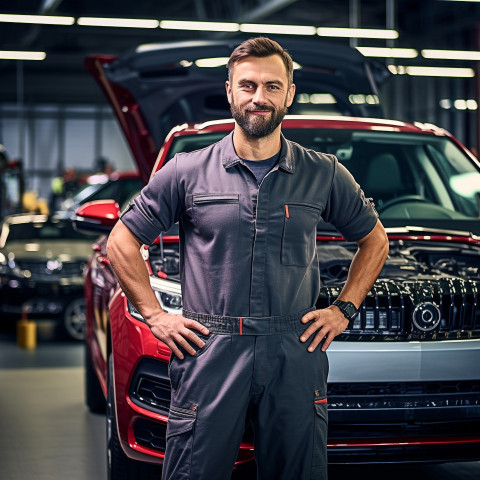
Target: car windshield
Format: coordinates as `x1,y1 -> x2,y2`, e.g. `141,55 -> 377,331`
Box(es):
1,218 -> 97,245
70,183 -> 106,204
166,128 -> 480,228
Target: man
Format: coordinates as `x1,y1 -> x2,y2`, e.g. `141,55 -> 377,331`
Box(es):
107,37 -> 389,480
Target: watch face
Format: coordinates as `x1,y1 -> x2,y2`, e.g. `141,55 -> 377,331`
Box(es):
344,303 -> 358,319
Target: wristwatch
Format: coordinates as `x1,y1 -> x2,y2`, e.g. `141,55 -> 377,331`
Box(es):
332,299 -> 359,321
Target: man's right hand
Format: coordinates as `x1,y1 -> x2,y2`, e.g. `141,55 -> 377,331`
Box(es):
145,311 -> 210,360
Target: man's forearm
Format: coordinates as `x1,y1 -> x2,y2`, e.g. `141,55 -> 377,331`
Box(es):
106,220 -> 163,321
338,220 -> 389,307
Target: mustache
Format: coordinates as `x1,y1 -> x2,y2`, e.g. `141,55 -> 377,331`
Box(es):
246,104 -> 274,112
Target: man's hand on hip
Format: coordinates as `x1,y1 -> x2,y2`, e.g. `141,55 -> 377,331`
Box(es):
146,311 -> 210,360
300,307 -> 349,352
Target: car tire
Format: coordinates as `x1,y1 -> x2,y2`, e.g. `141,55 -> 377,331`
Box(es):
85,344 -> 106,413
107,355 -> 162,480
63,297 -> 86,341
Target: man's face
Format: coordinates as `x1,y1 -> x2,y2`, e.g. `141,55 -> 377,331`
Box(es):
226,55 -> 295,139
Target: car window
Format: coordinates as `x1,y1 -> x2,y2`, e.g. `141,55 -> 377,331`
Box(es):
166,132 -> 230,161
70,177 -> 142,206
282,129 -> 480,221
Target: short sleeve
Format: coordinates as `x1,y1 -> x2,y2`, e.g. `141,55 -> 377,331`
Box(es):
322,156 -> 378,242
120,157 -> 183,245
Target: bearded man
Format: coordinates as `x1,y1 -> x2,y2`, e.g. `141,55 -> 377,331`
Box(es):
106,37 -> 389,480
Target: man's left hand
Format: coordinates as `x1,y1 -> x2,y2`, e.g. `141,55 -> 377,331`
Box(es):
300,306 -> 349,352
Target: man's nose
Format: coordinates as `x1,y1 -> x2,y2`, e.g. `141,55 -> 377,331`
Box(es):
252,87 -> 267,105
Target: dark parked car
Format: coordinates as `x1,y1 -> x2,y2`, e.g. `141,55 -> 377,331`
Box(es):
59,171 -> 142,216
78,116 -> 480,479
0,213 -> 98,340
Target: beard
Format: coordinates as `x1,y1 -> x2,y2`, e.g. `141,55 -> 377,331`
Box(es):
230,97 -> 288,139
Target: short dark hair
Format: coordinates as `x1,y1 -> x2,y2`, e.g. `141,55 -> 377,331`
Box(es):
227,37 -> 294,86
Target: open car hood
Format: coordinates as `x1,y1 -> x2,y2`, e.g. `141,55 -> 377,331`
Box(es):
85,39 -> 390,182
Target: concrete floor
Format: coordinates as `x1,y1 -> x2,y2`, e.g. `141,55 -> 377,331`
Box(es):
1,332 -> 480,480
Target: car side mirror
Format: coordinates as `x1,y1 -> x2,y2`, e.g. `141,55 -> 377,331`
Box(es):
73,199 -> 120,234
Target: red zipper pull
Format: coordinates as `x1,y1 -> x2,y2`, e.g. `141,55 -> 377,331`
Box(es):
285,204 -> 290,219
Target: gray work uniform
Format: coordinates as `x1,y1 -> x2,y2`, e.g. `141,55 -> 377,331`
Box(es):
121,131 -> 378,480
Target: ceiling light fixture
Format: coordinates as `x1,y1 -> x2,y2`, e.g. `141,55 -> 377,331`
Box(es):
317,27 -> 399,39
356,47 -> 418,58
422,49 -> 480,60
0,50 -> 47,61
240,24 -> 316,35
389,65 -> 475,77
0,13 -> 74,25
159,20 -> 239,32
195,57 -> 230,68
77,17 -> 159,28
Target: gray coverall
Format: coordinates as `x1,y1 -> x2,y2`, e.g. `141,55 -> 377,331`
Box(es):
121,131 -> 378,479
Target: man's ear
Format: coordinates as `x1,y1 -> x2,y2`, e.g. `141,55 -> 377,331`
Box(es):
286,83 -> 296,108
225,81 -> 232,104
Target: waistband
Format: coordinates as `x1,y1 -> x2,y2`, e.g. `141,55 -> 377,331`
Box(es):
182,307 -> 315,335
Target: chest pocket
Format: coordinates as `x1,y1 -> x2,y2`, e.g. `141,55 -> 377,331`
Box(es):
192,193 -> 240,241
281,203 -> 321,266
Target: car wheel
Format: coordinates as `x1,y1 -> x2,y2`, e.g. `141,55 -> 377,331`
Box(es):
63,297 -> 86,341
107,355 -> 162,480
85,344 -> 106,413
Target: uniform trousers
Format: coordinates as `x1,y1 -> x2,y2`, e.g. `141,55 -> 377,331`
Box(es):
162,311 -> 329,480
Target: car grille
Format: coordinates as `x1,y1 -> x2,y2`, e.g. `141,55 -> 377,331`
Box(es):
328,380 -> 480,409
15,260 -> 83,279
129,358 -> 171,415
134,418 -> 167,452
319,278 -> 480,340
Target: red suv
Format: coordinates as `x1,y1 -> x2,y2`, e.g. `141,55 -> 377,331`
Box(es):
79,40 -> 480,479
78,116 -> 480,479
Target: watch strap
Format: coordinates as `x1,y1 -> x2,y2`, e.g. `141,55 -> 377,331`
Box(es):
332,299 -> 359,321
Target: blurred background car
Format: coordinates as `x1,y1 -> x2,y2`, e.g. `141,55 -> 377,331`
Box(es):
0,213 -> 98,340
57,170 -> 142,217
78,115 -> 480,479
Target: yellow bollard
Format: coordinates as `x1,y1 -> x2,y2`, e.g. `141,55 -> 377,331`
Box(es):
17,309 -> 37,349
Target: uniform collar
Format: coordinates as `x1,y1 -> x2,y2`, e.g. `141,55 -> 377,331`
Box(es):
221,130 -> 295,173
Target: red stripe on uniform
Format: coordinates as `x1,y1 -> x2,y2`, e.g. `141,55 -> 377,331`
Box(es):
239,317 -> 243,335
315,398 -> 327,404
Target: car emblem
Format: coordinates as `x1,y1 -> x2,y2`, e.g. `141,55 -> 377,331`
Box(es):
412,302 -> 441,332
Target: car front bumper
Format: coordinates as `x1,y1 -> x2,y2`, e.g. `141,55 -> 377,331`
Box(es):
110,291 -> 480,465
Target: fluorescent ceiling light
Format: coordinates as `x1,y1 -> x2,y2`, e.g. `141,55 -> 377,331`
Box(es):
317,27 -> 398,39
0,13 -> 74,25
160,20 -> 239,32
388,65 -> 475,77
0,50 -> 46,61
195,57 -> 229,68
422,49 -> 480,60
240,23 -> 316,35
77,17 -> 159,28
356,47 -> 418,58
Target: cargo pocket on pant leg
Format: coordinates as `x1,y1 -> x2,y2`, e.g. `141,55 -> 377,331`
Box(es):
165,405 -> 198,479
311,399 -> 328,479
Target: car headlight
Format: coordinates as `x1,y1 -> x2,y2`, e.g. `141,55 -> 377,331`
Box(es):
127,275 -> 183,322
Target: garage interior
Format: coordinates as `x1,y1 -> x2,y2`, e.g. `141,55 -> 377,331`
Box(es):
1,1 -> 480,479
